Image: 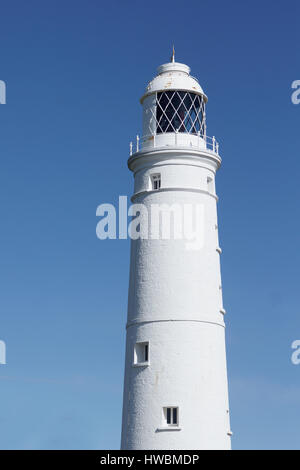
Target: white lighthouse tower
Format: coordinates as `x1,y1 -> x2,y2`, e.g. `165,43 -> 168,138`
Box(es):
121,53 -> 232,450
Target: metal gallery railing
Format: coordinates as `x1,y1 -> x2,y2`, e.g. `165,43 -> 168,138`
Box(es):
129,132 -> 219,156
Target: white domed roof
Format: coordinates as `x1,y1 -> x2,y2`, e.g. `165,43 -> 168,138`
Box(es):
141,61 -> 207,103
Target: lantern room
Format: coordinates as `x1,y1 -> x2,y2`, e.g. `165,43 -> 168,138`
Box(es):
140,60 -> 209,150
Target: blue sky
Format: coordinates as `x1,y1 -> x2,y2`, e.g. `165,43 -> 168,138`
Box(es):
0,0 -> 300,450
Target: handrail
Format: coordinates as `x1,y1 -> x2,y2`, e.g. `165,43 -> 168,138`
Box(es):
129,132 -> 219,156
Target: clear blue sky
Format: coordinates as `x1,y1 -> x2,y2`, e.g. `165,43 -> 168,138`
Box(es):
0,0 -> 300,450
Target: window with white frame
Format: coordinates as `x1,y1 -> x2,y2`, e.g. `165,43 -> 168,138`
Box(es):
163,407 -> 179,426
151,174 -> 161,190
133,341 -> 149,365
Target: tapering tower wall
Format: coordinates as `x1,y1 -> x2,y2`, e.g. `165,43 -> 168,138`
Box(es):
121,60 -> 231,450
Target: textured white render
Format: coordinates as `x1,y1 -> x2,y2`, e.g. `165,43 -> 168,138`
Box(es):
121,61 -> 231,450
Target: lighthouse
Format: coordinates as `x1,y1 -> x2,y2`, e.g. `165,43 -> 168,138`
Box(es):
121,53 -> 232,450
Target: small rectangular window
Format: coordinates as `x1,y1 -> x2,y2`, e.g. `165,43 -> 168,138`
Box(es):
151,174 -> 161,190
163,407 -> 179,426
133,341 -> 149,366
